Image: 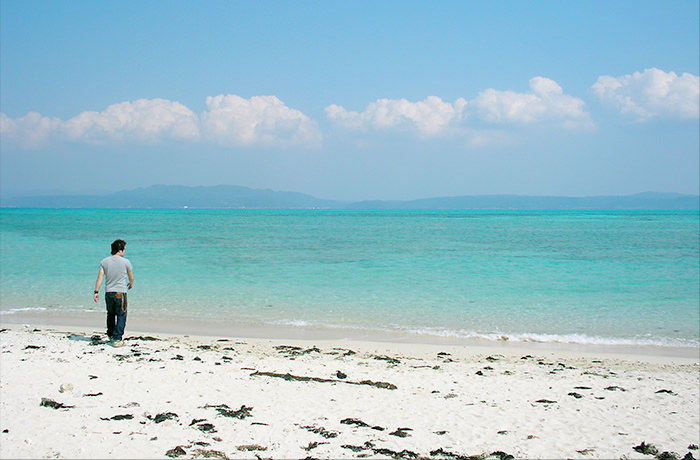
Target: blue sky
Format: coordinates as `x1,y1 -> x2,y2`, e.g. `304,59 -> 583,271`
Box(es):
1,1 -> 698,201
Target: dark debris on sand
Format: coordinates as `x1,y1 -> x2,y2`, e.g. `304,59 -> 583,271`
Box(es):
166,445 -> 229,459
340,418 -> 384,431
340,441 -> 515,460
389,427 -> 413,438
251,370 -> 397,390
238,444 -> 268,452
40,398 -> 74,410
656,389 -> 678,395
202,403 -> 253,419
275,345 -> 321,358
303,441 -> 329,451
299,424 -> 340,439
148,412 -> 179,423
633,441 -> 698,460
128,335 -> 162,341
100,414 -> 134,421
194,422 -> 217,433
166,445 -> 188,458
373,354 -> 401,365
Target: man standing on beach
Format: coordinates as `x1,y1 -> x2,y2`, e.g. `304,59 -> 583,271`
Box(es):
93,239 -> 134,347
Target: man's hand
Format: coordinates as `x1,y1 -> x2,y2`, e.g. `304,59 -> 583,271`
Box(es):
94,268 -> 104,303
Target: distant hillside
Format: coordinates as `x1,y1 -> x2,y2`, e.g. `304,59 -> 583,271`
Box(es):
347,192 -> 700,210
1,185 -> 346,209
2,185 -> 698,210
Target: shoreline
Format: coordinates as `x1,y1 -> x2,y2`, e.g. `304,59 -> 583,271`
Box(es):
1,321 -> 698,459
1,310 -> 698,363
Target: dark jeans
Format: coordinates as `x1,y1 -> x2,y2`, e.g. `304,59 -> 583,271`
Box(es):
105,292 -> 127,341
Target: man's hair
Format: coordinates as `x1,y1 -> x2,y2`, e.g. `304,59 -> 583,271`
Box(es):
111,239 -> 127,255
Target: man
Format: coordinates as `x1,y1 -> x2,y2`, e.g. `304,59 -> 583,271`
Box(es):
94,239 -> 134,347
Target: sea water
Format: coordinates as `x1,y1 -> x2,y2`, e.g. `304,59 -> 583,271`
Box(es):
1,209 -> 698,347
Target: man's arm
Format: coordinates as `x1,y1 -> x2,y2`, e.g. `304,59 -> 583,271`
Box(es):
127,270 -> 134,290
94,267 -> 104,302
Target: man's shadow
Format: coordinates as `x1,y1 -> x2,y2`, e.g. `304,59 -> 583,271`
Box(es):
67,333 -> 109,345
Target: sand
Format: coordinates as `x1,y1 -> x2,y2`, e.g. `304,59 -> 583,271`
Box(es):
0,322 -> 698,459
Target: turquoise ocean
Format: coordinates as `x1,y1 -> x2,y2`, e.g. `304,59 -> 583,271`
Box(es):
1,209 -> 698,348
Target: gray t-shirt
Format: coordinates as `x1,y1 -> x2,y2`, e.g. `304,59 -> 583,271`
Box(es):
100,255 -> 133,293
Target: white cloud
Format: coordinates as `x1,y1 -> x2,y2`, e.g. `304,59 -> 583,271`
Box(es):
2,95 -> 322,149
326,78 -> 590,139
472,77 -> 590,126
0,111 -> 61,148
201,94 -> 322,147
62,98 -> 200,143
325,96 -> 468,137
592,68 -> 700,120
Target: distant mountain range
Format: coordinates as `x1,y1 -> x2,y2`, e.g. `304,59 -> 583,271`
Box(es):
2,185 -> 698,210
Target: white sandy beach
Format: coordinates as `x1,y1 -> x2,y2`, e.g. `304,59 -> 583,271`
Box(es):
0,322 -> 698,460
